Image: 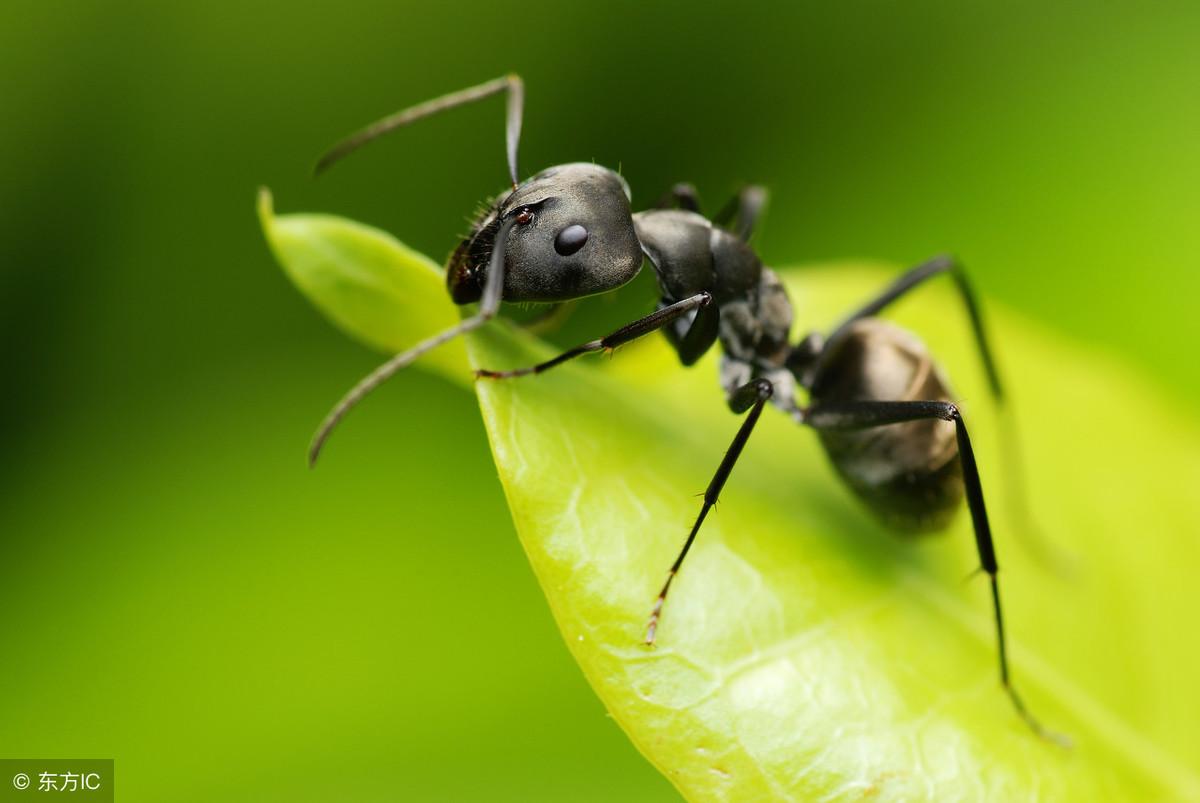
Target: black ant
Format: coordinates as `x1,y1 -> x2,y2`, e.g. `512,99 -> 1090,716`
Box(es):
307,75 -> 1065,744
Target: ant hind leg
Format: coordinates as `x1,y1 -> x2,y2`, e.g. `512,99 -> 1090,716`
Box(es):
804,398 -> 1069,745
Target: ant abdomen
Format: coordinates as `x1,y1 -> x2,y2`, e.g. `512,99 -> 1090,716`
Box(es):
810,318 -> 964,532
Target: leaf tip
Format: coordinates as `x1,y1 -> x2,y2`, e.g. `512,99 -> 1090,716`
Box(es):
257,186 -> 275,228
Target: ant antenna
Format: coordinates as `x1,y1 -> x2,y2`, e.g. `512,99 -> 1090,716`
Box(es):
314,74 -> 524,188
308,217 -> 517,467
307,75 -> 529,466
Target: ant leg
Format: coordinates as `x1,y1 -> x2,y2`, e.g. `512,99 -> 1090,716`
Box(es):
804,399 -> 1069,745
315,74 -> 524,187
476,292 -> 712,379
653,183 -> 767,240
656,183 -> 702,212
713,185 -> 768,241
646,378 -> 774,645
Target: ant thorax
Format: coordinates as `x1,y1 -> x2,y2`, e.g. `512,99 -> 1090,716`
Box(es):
633,208 -> 796,408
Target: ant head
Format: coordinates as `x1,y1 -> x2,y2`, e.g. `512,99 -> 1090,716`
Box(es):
447,163 -> 644,304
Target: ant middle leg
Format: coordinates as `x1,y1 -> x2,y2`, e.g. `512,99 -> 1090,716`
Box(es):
804,399 -> 1068,744
646,378 -> 774,645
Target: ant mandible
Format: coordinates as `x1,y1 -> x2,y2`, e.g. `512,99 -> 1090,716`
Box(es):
307,74 -> 1065,744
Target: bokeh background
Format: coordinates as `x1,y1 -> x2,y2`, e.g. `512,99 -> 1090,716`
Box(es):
2,1 -> 1198,800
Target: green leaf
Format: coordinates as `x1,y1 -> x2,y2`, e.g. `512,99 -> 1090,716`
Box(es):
258,188 -> 468,383
261,194 -> 1200,801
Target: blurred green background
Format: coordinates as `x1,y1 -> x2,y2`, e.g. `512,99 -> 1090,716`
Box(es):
2,1 -> 1198,800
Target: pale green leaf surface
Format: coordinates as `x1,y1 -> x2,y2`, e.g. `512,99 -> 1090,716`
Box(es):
261,196 -> 1200,801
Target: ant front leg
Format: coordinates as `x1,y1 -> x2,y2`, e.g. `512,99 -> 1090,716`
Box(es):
804,399 -> 1069,745
646,377 -> 774,645
475,292 -> 712,379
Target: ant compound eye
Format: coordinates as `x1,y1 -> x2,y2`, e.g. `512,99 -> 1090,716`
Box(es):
554,224 -> 589,256
515,208 -> 534,225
